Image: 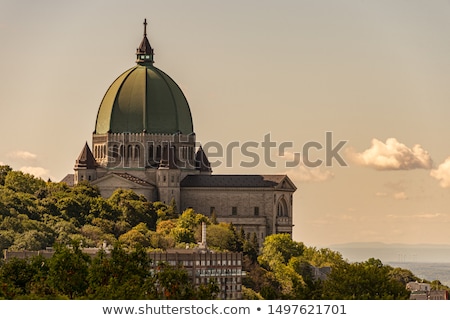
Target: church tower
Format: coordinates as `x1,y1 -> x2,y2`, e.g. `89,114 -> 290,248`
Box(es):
156,145 -> 181,206
74,142 -> 97,184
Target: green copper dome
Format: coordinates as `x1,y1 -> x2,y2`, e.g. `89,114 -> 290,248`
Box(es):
94,20 -> 193,135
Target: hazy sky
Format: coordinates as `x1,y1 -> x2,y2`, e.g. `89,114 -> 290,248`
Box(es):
1,0 -> 450,248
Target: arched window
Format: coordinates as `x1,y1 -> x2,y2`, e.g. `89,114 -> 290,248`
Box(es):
149,144 -> 154,161
277,197 -> 288,217
127,145 -> 133,159
112,144 -> 119,157
172,145 -> 177,160
134,145 -> 140,160
156,145 -> 162,161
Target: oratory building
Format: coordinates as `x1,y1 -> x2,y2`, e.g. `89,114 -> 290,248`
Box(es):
62,20 -> 297,241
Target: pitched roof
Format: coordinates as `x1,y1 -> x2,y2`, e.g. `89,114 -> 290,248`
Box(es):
180,174 -> 296,190
60,174 -> 75,187
74,142 -> 97,169
195,145 -> 212,173
108,172 -> 155,187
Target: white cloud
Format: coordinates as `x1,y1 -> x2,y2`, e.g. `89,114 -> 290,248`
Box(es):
348,138 -> 432,170
393,192 -> 408,200
430,157 -> 450,188
276,151 -> 334,182
286,165 -> 334,182
20,166 -> 53,180
376,191 -> 408,199
414,213 -> 447,219
8,150 -> 38,161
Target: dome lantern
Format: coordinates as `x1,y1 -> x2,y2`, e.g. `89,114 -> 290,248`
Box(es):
136,19 -> 154,65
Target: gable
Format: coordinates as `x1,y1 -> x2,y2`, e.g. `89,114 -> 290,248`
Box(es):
275,176 -> 297,192
92,173 -> 156,200
94,174 -> 141,189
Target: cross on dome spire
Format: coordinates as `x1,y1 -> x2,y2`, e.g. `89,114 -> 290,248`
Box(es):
136,18 -> 154,65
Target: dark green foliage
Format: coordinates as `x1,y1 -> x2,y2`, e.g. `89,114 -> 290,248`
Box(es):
243,232 -> 260,263
0,166 -> 446,300
0,165 -> 12,186
0,244 -> 220,300
320,258 -> 410,299
0,257 -> 35,298
87,244 -> 155,299
4,171 -> 46,194
108,189 -> 157,231
47,242 -> 90,299
258,233 -> 305,267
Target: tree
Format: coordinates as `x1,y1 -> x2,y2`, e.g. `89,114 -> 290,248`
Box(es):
205,223 -> 235,250
108,189 -> 157,230
154,262 -> 196,299
71,180 -> 101,198
171,226 -> 195,244
80,224 -> 107,247
47,242 -> 90,299
170,209 -> 208,245
55,197 -> 84,224
27,254 -> 55,298
321,258 -> 410,300
0,257 -> 35,298
156,219 -> 176,236
10,229 -> 54,251
168,197 -> 178,216
4,170 -> 46,194
389,267 -> 418,286
118,224 -> 151,248
430,280 -> 449,291
87,244 -> 155,299
177,208 -> 208,231
0,230 -> 15,252
210,209 -> 218,224
242,254 -> 283,299
258,233 -> 304,268
0,165 -> 12,186
302,247 -> 344,268
226,223 -> 243,252
243,232 -> 259,262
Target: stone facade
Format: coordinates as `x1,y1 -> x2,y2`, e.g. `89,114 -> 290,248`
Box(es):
180,180 -> 295,239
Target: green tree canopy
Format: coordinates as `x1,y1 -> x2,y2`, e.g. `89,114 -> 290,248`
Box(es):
4,171 -> 46,194
258,233 -> 305,268
47,242 -> 90,299
0,165 -> 12,186
321,258 -> 410,300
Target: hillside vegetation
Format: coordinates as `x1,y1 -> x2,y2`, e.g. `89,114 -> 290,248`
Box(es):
0,165 -> 447,299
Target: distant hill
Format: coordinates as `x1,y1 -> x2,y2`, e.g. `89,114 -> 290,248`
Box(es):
329,242 -> 450,263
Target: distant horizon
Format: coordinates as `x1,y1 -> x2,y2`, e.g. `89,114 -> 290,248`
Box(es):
326,241 -> 450,248
328,242 -> 450,264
